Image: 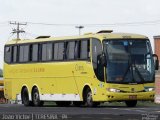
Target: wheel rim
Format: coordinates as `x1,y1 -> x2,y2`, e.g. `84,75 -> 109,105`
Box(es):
87,91 -> 92,105
33,92 -> 39,104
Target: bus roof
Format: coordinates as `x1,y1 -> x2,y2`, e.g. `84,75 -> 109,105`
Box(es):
5,32 -> 148,45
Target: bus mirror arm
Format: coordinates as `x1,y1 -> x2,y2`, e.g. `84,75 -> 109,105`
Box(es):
153,54 -> 159,70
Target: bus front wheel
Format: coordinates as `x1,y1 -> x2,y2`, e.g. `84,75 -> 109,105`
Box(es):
83,88 -> 96,107
32,87 -> 44,107
125,100 -> 137,107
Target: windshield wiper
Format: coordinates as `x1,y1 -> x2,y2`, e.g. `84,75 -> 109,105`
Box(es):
122,61 -> 131,81
122,60 -> 145,83
122,60 -> 136,83
132,61 -> 145,83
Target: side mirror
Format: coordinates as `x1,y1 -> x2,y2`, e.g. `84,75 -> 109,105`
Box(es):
153,54 -> 159,70
98,53 -> 107,66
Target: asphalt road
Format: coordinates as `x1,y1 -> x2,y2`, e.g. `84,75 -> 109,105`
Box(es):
0,104 -> 160,120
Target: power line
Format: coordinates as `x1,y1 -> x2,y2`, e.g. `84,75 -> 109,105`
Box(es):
7,33 -> 15,42
0,21 -> 8,28
4,19 -> 160,40
7,19 -> 160,39
27,19 -> 160,27
0,21 -> 8,24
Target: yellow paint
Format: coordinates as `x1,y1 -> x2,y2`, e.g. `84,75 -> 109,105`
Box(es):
4,32 -> 154,102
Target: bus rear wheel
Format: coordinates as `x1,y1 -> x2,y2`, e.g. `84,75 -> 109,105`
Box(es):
125,100 -> 137,107
22,87 -> 32,106
32,87 -> 44,107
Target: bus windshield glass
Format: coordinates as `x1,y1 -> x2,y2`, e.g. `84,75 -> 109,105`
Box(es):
103,39 -> 155,84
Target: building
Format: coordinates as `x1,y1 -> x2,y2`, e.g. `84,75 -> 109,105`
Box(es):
154,35 -> 160,61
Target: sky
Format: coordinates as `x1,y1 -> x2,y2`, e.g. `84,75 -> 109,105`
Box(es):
0,0 -> 160,69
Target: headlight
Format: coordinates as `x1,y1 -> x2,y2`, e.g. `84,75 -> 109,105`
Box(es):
148,88 -> 154,91
107,88 -> 121,93
145,87 -> 155,92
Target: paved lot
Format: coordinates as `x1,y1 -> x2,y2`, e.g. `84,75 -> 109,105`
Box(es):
0,104 -> 160,120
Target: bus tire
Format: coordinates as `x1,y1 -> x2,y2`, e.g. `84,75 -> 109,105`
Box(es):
83,88 -> 95,107
32,87 -> 44,107
22,87 -> 32,106
125,100 -> 137,107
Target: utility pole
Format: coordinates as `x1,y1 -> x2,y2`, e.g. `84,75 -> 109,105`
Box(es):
75,25 -> 84,35
10,21 -> 27,39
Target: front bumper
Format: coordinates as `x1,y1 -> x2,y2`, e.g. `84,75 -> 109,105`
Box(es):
106,91 -> 155,101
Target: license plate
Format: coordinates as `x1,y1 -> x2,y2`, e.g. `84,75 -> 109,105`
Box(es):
129,95 -> 137,99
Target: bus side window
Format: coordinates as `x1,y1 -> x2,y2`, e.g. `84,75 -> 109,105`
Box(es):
66,41 -> 75,60
47,43 -> 53,61
12,46 -> 18,63
80,40 -> 90,60
19,45 -> 29,62
42,43 -> 53,61
19,46 -> 24,62
74,41 -> 80,59
4,46 -> 12,63
42,43 -> 47,61
24,45 -> 29,62
54,42 -> 65,60
54,43 -> 58,60
30,44 -> 39,62
58,42 -> 65,60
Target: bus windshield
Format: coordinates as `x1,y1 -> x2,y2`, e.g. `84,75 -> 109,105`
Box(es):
103,39 -> 155,84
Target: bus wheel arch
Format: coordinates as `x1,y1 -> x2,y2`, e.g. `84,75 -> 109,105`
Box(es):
31,86 -> 44,107
82,85 -> 94,107
21,86 -> 31,106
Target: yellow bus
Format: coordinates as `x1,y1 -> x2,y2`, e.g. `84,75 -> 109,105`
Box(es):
4,30 -> 159,107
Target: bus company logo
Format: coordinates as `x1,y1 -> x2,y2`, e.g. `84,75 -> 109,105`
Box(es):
75,64 -> 84,71
9,68 -> 45,74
